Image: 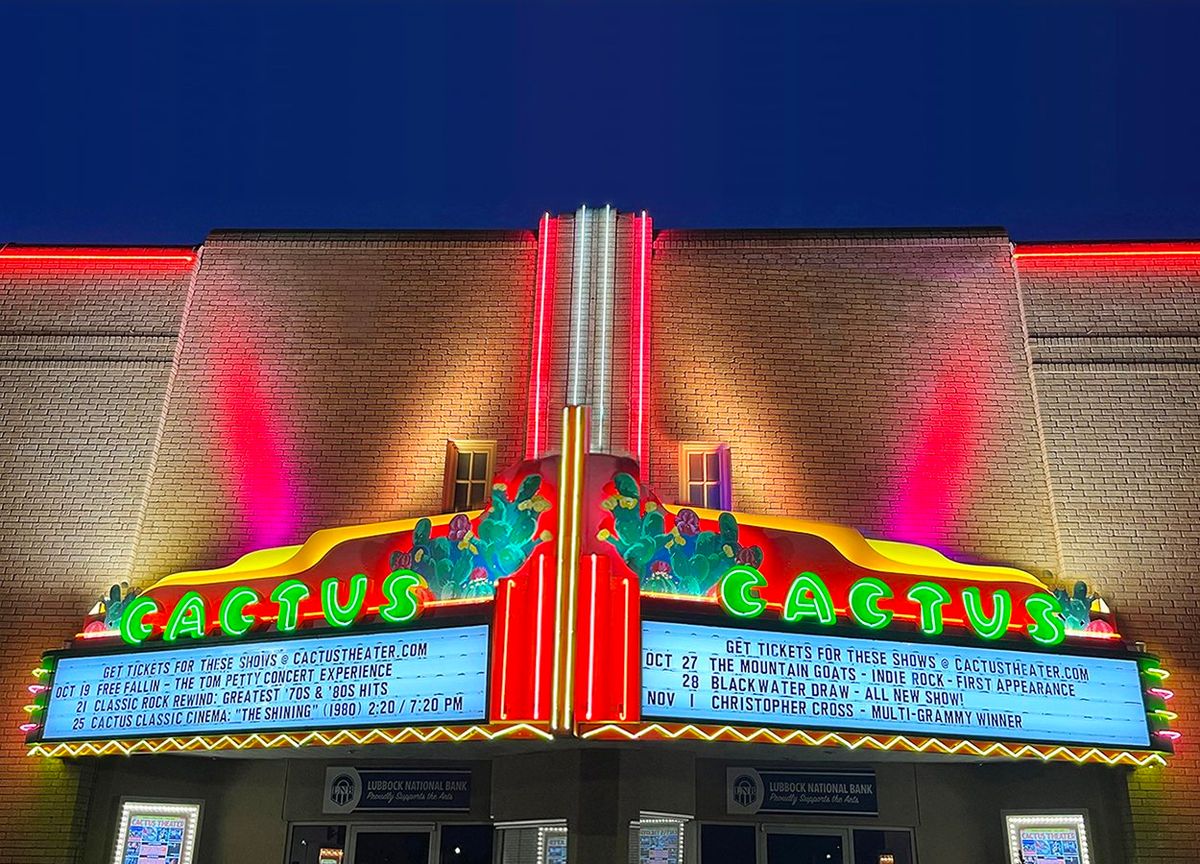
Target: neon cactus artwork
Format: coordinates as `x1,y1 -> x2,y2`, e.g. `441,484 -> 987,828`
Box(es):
391,474 -> 553,599
598,472 -> 761,594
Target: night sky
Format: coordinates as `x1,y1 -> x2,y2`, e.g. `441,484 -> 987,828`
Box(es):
2,1 -> 1197,245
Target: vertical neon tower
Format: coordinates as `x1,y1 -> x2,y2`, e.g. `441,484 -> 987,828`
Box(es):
526,206 -> 652,467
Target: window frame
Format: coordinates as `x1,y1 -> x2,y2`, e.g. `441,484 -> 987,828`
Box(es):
443,439 -> 497,514
677,442 -> 732,511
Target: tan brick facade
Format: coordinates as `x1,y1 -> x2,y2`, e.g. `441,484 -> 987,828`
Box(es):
1018,252 -> 1200,863
0,255 -> 196,862
0,229 -> 1195,862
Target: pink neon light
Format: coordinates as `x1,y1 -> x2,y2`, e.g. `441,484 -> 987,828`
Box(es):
586,555 -> 598,721
27,685 -> 46,695
1149,688 -> 1175,701
1157,730 -> 1182,742
500,578 -> 514,720
886,316 -> 993,547
534,555 -> 545,720
629,212 -> 652,469
525,215 -> 557,459
0,246 -> 196,263
620,576 -> 631,721
19,723 -> 39,734
215,324 -> 298,550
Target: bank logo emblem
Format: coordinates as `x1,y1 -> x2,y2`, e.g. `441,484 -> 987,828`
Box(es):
726,768 -> 765,815
733,774 -> 759,807
329,773 -> 358,807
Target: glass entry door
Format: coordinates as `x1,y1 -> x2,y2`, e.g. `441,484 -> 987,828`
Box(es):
762,827 -> 849,864
346,826 -> 433,864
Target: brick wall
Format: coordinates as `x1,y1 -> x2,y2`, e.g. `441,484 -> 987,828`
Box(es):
651,230 -> 1061,576
1018,252 -> 1200,862
0,255 -> 195,862
129,231 -> 536,583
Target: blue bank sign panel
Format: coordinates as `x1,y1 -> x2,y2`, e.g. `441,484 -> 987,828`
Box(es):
324,768 -> 472,813
41,625 -> 489,741
641,620 -> 1150,748
727,768 -> 877,816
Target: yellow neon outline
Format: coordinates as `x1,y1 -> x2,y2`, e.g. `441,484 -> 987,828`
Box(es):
28,723 -> 551,758
662,504 -> 1047,587
578,723 -> 1167,767
149,510 -> 481,589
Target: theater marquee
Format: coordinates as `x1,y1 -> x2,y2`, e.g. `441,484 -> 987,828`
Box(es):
21,420 -> 1178,766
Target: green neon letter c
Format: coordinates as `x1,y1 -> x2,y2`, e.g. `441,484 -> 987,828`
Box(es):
120,595 -> 160,645
848,577 -> 893,630
719,565 -> 767,618
218,586 -> 260,637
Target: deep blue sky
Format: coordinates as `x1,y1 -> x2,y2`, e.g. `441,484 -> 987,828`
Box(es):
2,1 -> 1198,244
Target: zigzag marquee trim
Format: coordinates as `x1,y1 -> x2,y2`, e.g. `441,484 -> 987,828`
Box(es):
578,722 -> 1167,768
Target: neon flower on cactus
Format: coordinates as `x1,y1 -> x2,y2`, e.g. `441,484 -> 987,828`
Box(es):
675,508 -> 701,536
448,513 -> 471,542
645,560 -> 676,593
461,566 -> 494,598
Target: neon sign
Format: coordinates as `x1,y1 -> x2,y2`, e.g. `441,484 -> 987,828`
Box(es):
718,565 -> 1067,647
120,570 -> 426,645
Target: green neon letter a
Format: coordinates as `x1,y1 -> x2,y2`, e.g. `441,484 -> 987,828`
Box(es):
163,591 -> 208,642
322,574 -> 368,628
782,572 -> 835,626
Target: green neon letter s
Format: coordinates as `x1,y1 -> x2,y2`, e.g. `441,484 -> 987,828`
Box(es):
218,586 -> 260,637
1025,592 -> 1066,647
163,591 -> 208,642
380,570 -> 423,624
962,587 -> 1012,640
120,595 -> 160,645
906,582 -> 952,636
848,577 -> 893,630
322,573 -> 368,628
271,580 -> 311,632
718,565 -> 767,619
782,572 -> 836,625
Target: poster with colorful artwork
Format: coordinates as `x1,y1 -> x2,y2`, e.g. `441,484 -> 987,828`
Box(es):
121,815 -> 187,864
1018,828 -> 1082,864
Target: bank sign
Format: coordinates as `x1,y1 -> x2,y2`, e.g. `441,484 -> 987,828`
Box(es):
324,768 -> 472,813
727,768 -> 877,816
642,620 -> 1151,748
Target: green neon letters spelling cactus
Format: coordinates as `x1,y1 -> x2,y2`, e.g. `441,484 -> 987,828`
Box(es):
717,568 -> 1067,646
